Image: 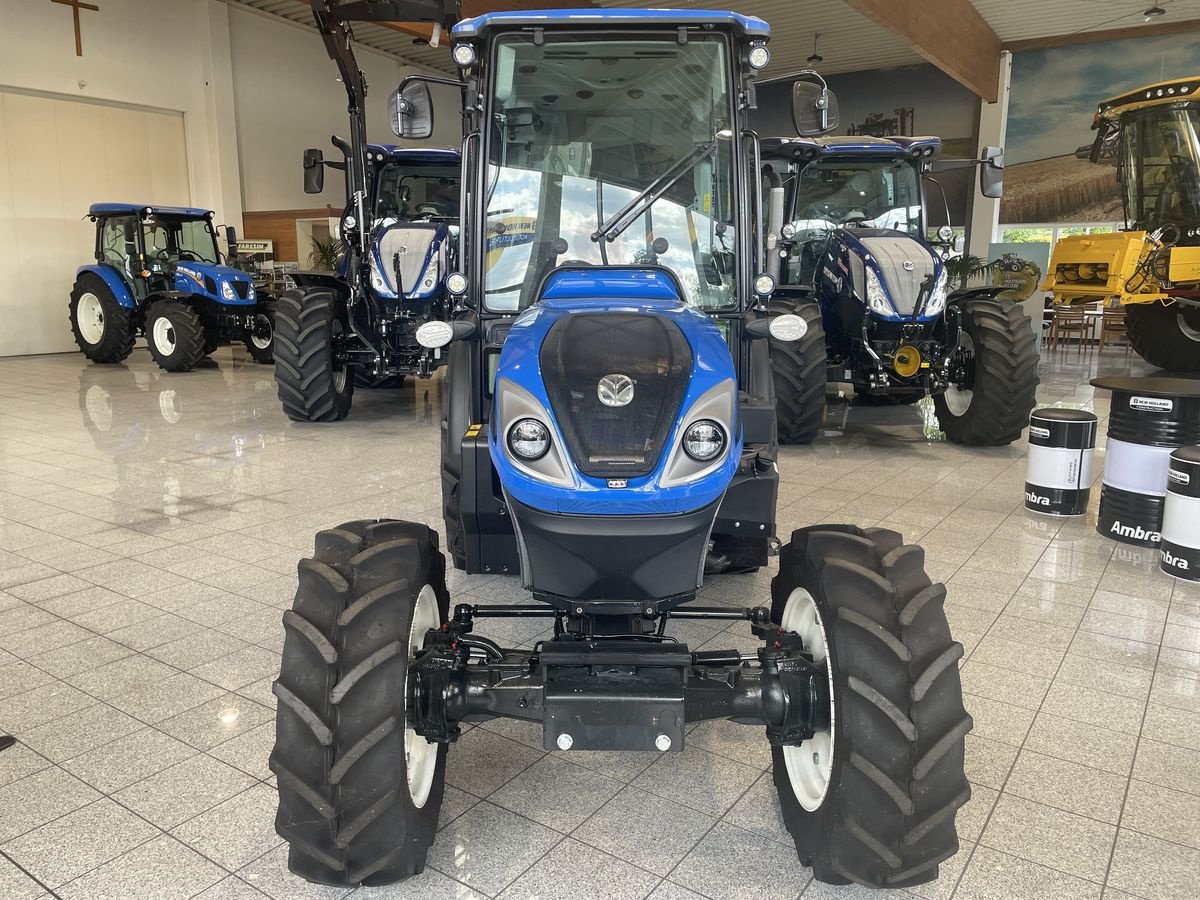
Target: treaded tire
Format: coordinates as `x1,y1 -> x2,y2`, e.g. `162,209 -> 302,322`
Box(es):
272,519 -> 450,887
354,371 -> 407,390
146,300 -> 206,372
770,525 -> 971,888
773,299 -> 827,445
69,273 -> 136,363
933,298 -> 1038,445
244,304 -> 276,364
274,288 -> 354,422
1125,301 -> 1200,372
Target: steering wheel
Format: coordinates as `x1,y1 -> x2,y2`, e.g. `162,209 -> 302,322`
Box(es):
178,250 -> 201,262
842,215 -> 871,227
558,259 -> 594,266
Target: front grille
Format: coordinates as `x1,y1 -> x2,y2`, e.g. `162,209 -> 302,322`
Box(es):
860,237 -> 936,315
205,276 -> 217,295
540,313 -> 692,479
233,281 -> 249,299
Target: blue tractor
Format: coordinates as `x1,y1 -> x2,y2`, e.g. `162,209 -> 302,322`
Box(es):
70,204 -> 274,372
762,129 -> 1039,445
271,7 -> 460,420
270,3 -> 972,892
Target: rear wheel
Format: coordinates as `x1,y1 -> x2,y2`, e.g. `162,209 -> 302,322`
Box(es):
146,300 -> 206,372
773,300 -> 827,445
272,519 -> 450,887
69,274 -> 135,363
933,297 -> 1038,445
1125,300 -> 1200,372
770,525 -> 971,888
244,306 -> 275,364
274,288 -> 354,421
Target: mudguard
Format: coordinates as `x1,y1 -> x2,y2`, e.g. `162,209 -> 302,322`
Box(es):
289,271 -> 351,301
77,264 -> 137,310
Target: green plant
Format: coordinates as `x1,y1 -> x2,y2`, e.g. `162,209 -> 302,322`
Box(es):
309,235 -> 344,271
944,253 -> 997,285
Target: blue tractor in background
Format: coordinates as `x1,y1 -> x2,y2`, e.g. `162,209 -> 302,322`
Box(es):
70,204 -> 275,372
270,3 -> 973,893
762,129 -> 1038,445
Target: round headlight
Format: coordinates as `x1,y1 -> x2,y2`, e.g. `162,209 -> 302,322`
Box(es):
769,313 -> 807,342
781,223 -> 797,240
753,273 -> 776,297
452,43 -> 476,67
415,320 -> 454,349
343,215 -> 357,231
748,45 -> 771,70
508,419 -> 550,460
937,225 -> 955,243
683,420 -> 726,462
445,271 -> 468,295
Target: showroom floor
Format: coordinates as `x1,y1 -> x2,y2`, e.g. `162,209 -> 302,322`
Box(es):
0,342 -> 1197,900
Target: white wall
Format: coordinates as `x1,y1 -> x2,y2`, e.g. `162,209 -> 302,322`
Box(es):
228,6 -> 462,213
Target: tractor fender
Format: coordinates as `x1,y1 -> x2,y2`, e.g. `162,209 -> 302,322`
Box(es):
947,285 -> 1009,305
77,264 -> 137,310
289,271 -> 350,301
145,290 -> 202,311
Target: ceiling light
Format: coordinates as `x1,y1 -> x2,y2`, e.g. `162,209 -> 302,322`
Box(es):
807,33 -> 823,64
1144,6 -> 1166,21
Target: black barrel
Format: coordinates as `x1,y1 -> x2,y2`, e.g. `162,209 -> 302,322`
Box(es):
1092,376 -> 1200,547
1025,408 -> 1097,516
1161,446 -> 1200,581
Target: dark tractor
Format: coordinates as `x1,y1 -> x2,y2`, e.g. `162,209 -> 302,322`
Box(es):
762,127 -> 1039,445
271,3 -> 461,421
270,3 -> 972,892
70,204 -> 275,372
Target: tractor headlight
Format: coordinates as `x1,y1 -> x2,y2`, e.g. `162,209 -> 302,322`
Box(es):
370,260 -> 392,297
508,418 -> 550,460
445,271 -> 467,295
753,273 -> 776,298
937,225 -> 955,243
221,281 -> 236,302
781,223 -> 797,240
248,285 -> 257,301
683,420 -> 726,462
923,268 -> 950,318
864,267 -> 894,316
747,43 -> 771,70
452,43 -> 476,67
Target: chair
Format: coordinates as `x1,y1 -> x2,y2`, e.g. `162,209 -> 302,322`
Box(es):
1048,304 -> 1095,354
1097,306 -> 1131,354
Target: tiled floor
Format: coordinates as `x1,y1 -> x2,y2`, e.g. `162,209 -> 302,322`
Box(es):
1,342 -> 1198,900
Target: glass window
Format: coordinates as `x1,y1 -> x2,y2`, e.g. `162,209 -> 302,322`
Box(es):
1122,108 -> 1200,230
99,216 -> 137,267
144,217 -> 219,263
482,35 -> 737,311
374,163 -> 460,222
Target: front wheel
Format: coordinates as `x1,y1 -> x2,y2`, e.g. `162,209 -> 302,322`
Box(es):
773,300 -> 827,445
274,288 -> 354,421
272,519 -> 450,886
933,297 -> 1038,445
146,300 -> 206,372
1125,300 -> 1200,372
770,525 -> 971,888
244,306 -> 275,364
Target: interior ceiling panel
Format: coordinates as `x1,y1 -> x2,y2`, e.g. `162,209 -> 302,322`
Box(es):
971,0 -> 1200,42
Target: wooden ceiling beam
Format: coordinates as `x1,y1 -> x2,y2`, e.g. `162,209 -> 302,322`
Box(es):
1003,18 -> 1200,53
841,0 -> 1003,102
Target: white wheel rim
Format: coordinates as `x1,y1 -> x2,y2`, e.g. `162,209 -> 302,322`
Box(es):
942,331 -> 974,417
77,293 -> 105,345
334,369 -> 348,392
159,390 -> 182,424
251,315 -> 272,350
405,584 -> 440,808
780,587 -> 835,812
152,317 -> 177,356
1176,311 -> 1200,343
84,385 -> 112,432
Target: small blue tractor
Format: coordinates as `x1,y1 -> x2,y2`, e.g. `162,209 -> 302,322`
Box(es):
762,126 -> 1039,445
70,204 -> 274,373
270,6 -> 460,421
269,3 -> 973,892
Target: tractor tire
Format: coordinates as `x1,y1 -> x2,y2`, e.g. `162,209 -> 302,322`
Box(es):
272,519 -> 450,887
244,306 -> 276,365
770,525 -> 971,889
146,300 -> 206,372
69,274 -> 135,364
933,297 -> 1038,445
274,288 -> 354,422
1125,301 -> 1200,372
353,371 -> 407,390
773,300 -> 827,445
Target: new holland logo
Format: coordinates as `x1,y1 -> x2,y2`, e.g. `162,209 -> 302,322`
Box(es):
1169,469 -> 1191,486
1163,548 -> 1191,570
1109,520 -> 1161,542
177,266 -> 204,285
1025,490 -> 1051,507
597,374 -> 635,408
902,260 -> 915,272
1029,425 -> 1050,439
1130,396 -> 1172,413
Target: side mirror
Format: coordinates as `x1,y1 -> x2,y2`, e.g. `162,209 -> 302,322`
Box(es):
303,148 -> 325,194
391,78 -> 433,140
980,145 -> 1004,199
792,77 -> 839,137
225,225 -> 238,256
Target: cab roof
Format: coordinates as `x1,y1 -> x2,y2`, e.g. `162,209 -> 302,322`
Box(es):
761,135 -> 943,160
1098,75 -> 1200,119
366,145 -> 461,164
89,203 -> 212,218
452,8 -> 769,40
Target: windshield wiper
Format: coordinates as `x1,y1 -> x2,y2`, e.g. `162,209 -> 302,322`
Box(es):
591,140 -> 716,244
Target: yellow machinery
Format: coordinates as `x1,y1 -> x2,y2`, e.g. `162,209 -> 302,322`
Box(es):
1043,76 -> 1200,370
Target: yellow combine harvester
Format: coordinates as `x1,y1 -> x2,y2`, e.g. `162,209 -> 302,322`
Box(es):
1043,76 -> 1200,370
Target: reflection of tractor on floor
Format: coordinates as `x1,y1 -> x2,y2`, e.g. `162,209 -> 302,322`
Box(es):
847,107 -> 914,138
1045,76 -> 1200,371
70,205 -> 275,372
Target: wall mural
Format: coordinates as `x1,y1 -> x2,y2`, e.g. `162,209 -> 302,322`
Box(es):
1002,32 -> 1200,224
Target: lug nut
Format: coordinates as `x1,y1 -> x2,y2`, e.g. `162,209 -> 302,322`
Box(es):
655,734 -> 672,751
556,733 -> 573,751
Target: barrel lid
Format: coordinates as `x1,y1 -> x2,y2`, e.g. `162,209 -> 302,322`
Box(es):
1171,446 -> 1200,465
1091,376 -> 1200,398
1031,407 -> 1098,423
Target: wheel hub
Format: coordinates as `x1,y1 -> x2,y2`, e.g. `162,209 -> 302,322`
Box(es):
152,317 -> 177,355
77,293 -> 105,345
942,331 -> 976,417
405,584 -> 440,808
778,588 -> 835,812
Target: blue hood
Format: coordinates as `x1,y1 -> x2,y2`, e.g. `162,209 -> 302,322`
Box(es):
489,268 -> 740,516
173,261 -> 255,305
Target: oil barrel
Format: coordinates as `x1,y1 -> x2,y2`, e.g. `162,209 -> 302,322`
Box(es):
1161,446 -> 1200,580
1024,408 -> 1097,516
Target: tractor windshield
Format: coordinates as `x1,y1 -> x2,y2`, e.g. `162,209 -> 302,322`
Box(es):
374,163 -> 460,223
788,158 -> 923,236
482,34 -> 738,312
143,216 -> 220,264
1120,106 -> 1200,231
